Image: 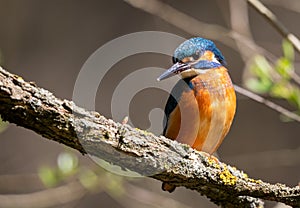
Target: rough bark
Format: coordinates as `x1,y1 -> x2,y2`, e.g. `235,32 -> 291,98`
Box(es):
0,66 -> 299,207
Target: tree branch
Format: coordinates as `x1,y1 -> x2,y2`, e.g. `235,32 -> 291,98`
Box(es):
0,66 -> 299,207
248,0 -> 300,54
0,179 -> 87,208
262,0 -> 300,14
234,85 -> 300,122
123,0 -> 300,124
122,0 -> 274,60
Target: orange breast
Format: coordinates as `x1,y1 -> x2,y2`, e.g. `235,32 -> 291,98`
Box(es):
164,67 -> 236,154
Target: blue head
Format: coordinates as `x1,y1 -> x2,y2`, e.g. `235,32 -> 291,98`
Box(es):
158,37 -> 226,81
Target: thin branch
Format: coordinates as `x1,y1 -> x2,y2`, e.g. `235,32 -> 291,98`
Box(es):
0,180 -> 87,208
123,0 -> 233,46
248,0 -> 300,54
247,0 -> 300,86
0,173 -> 193,208
0,67 -> 299,207
228,1 -> 300,122
234,85 -> 300,122
229,0 -> 254,61
123,0 -> 300,123
123,0 -> 272,60
262,0 -> 300,13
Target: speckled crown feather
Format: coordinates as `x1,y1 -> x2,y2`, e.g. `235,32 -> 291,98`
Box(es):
173,37 -> 227,66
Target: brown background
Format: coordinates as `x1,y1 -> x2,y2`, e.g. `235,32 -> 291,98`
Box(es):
0,0 -> 299,207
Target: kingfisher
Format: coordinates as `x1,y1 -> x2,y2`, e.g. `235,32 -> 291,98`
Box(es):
157,37 -> 236,192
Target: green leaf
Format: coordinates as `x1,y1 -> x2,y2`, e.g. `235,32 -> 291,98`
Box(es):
79,169 -> 99,190
275,57 -> 293,80
105,173 -> 124,197
287,87 -> 300,109
279,113 -> 295,122
38,166 -> 59,187
245,78 -> 272,94
270,82 -> 291,99
251,55 -> 272,79
282,39 -> 294,61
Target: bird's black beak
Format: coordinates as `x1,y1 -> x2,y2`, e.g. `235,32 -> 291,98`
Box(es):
157,62 -> 190,81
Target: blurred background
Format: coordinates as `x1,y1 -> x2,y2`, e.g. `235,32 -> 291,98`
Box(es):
0,0 -> 299,207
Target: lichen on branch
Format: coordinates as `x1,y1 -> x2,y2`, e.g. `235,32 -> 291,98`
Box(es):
0,66 -> 299,208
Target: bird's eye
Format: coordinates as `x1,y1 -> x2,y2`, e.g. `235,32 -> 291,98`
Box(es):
172,57 -> 180,64
191,53 -> 200,60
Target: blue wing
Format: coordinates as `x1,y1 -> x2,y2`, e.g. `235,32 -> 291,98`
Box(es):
163,78 -> 192,135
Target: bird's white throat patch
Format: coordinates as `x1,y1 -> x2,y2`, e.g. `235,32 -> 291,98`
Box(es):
180,68 -> 209,79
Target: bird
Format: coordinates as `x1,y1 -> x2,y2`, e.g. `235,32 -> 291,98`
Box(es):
157,37 -> 236,192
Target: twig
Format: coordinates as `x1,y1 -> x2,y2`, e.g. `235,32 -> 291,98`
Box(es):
0,180 -> 87,208
234,85 -> 300,122
262,0 -> 300,13
248,0 -> 300,54
228,0 -> 300,122
123,0 -> 232,45
123,0 -> 273,60
229,0 -> 254,61
0,173 -> 193,208
291,71 -> 300,86
0,67 -> 299,207
248,0 -> 300,86
123,0 -> 300,123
